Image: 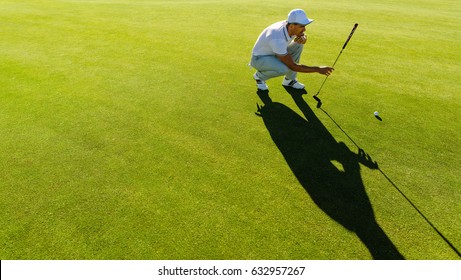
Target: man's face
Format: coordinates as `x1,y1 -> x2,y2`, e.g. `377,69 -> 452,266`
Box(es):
295,24 -> 306,36
289,23 -> 307,37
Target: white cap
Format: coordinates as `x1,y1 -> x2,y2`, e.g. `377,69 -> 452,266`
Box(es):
287,9 -> 314,26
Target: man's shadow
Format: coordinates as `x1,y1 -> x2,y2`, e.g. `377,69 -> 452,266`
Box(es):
256,89 -> 404,259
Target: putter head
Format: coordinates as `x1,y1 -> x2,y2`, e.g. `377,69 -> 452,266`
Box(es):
313,95 -> 322,108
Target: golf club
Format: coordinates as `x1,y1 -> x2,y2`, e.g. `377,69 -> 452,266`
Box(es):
314,23 -> 358,108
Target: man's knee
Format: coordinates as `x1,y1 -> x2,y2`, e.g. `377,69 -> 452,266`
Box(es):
275,65 -> 290,76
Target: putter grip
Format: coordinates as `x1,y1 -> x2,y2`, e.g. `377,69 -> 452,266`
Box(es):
342,23 -> 358,49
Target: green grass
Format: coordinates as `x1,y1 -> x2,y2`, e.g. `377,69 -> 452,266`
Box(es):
1,0 -> 460,259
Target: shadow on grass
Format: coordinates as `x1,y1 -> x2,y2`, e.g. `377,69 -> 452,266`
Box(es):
255,89 -> 404,260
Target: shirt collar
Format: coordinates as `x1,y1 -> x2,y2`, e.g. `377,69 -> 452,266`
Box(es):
282,21 -> 292,41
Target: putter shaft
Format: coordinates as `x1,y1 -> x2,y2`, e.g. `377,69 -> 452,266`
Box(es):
314,23 -> 358,98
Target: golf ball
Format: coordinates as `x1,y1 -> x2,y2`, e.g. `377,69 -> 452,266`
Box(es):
374,111 -> 379,116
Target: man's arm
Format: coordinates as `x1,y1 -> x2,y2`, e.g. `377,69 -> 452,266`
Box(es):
277,53 -> 334,76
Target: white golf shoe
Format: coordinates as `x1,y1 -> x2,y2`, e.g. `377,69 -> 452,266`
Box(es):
282,78 -> 305,89
253,73 -> 268,91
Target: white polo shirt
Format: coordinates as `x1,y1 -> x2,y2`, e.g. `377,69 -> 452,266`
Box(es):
252,20 -> 294,56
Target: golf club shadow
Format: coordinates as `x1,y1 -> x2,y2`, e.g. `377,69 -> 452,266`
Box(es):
255,89 -> 404,260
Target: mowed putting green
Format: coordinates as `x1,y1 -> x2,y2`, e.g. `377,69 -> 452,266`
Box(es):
1,0 -> 460,259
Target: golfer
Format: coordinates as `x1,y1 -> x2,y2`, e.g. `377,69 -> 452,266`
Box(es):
250,9 -> 334,91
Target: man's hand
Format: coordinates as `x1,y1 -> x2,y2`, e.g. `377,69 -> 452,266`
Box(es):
294,34 -> 307,44
317,66 -> 334,76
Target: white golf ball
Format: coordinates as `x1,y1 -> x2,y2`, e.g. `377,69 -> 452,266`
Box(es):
374,111 -> 379,116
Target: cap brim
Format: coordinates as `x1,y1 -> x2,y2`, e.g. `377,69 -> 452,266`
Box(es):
292,18 -> 314,26
302,18 -> 314,26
